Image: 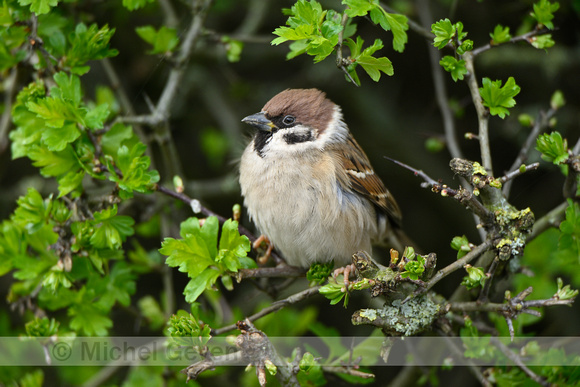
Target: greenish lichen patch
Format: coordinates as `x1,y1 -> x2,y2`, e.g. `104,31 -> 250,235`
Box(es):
353,295 -> 441,336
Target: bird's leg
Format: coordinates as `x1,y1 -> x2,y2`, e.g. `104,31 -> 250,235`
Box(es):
253,235 -> 274,265
333,264 -> 357,288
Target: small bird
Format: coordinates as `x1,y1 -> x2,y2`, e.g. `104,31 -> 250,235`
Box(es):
239,89 -> 405,268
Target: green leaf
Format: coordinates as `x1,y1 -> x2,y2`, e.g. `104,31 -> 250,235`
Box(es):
167,310 -> 211,348
89,262 -> 136,309
217,219 -> 252,272
451,235 -> 472,259
221,36 -> 243,62
307,261 -> 334,285
26,98 -> 79,129
431,19 -> 455,49
137,296 -> 165,330
57,170 -> 85,197
11,188 -> 51,234
161,236 -> 214,277
461,265 -> 487,289
431,19 -> 467,51
64,23 -> 118,72
28,145 -> 80,177
530,34 -> 555,50
558,199 -> 580,262
26,317 -> 59,337
85,103 -> 110,130
550,90 -> 565,110
122,0 -> 154,11
531,0 -> 560,29
401,254 -> 426,280
555,277 -> 579,300
319,277 -> 349,307
271,0 -> 341,63
490,24 -> 511,44
353,39 -> 393,81
183,269 -> 221,303
457,39 -> 473,55
439,56 -> 467,82
17,0 -> 59,15
68,299 -> 112,336
135,25 -> 179,55
479,77 -> 521,118
90,205 -> 135,250
342,0 -> 373,17
101,123 -> 136,157
368,7 -> 408,52
53,71 -> 82,106
107,142 -> 160,197
41,124 -> 81,152
161,217 -> 254,302
536,132 -> 569,165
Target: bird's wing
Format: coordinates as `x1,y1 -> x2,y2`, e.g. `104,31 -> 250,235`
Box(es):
335,134 -> 402,226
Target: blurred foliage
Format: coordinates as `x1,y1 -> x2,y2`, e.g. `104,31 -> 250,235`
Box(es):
0,0 -> 579,385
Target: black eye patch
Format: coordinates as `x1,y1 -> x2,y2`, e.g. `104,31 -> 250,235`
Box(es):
283,131 -> 314,144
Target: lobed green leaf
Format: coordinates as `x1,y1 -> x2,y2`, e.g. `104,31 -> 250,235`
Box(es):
479,77 -> 521,118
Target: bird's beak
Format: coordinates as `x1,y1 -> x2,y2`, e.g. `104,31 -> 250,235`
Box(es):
241,112 -> 276,132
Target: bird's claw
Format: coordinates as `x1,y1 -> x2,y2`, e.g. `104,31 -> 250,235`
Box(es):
333,263 -> 357,288
253,235 -> 274,265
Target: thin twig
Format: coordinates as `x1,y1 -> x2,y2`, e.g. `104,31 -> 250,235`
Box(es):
234,0 -> 270,36
336,10 -> 358,86
385,157 -> 493,223
0,67 -> 18,154
117,0 -> 213,127
322,366 -> 375,379
503,109 -> 556,197
212,286 -> 320,336
155,183 -> 265,246
416,0 -> 463,160
237,266 -> 307,280
438,332 -> 492,386
404,240 -> 493,302
158,0 -> 178,28
472,27 -> 554,56
491,338 -> 550,387
500,162 -> 540,184
463,52 -> 493,175
477,256 -> 499,302
573,134 -> 580,156
449,296 -> 574,313
527,201 -> 567,242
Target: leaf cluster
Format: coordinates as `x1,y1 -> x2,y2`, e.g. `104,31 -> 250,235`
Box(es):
271,0 -> 407,84
160,217 -> 254,303
479,77 -> 521,119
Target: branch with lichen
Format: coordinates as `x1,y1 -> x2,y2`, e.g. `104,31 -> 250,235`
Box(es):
184,319 -> 299,386
449,282 -> 578,340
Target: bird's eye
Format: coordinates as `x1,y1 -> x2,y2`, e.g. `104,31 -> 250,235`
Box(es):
282,115 -> 296,126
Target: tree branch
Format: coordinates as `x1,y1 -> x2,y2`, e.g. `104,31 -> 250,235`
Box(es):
527,201 -> 567,242
405,240 -> 493,302
0,67 -> 18,154
117,0 -> 213,127
416,0 -> 463,160
463,52 -> 493,175
503,108 -> 556,197
213,286 -> 320,336
471,27 -> 554,56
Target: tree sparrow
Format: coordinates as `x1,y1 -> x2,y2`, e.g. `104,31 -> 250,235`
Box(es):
239,89 -> 405,268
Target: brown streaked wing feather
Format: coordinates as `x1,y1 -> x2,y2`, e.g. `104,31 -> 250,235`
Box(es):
337,135 -> 402,226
